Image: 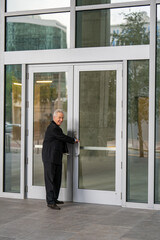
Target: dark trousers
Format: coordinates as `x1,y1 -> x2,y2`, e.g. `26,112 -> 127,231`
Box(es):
43,162 -> 62,204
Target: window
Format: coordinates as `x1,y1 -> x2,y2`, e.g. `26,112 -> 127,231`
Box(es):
4,65 -> 22,193
76,6 -> 150,48
79,70 -> 116,190
155,4 -> 160,204
6,0 -> 70,12
6,13 -> 70,51
76,0 -> 146,6
127,60 -> 149,203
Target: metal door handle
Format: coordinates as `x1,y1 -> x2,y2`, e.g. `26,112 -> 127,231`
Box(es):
80,146 -> 116,151
75,141 -> 80,156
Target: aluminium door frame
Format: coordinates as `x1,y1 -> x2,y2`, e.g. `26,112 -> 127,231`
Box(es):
26,64 -> 74,201
73,62 -> 123,205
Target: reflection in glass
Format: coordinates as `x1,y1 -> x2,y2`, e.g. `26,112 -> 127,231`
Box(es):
4,65 -> 22,193
76,0 -> 145,6
155,5 -> 160,204
127,60 -> 149,203
6,0 -> 70,12
6,13 -> 70,51
33,72 -> 68,188
79,70 -> 116,190
76,6 -> 150,47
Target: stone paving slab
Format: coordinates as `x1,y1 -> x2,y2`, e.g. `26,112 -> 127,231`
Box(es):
0,198 -> 159,240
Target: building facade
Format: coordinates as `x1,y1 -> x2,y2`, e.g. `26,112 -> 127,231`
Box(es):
0,0 -> 160,209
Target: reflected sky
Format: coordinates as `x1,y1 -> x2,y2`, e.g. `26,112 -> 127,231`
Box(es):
6,1 -> 150,26
111,6 -> 150,25
7,0 -> 148,12
6,0 -> 70,12
157,5 -> 160,21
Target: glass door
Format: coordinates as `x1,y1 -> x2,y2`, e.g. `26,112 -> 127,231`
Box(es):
73,64 -> 123,205
27,65 -> 73,200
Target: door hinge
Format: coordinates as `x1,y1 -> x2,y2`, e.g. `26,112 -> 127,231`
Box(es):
26,72 -> 29,80
121,131 -> 123,138
121,162 -> 123,169
25,185 -> 28,192
25,157 -> 28,165
26,101 -> 29,108
26,129 -> 29,136
121,100 -> 123,108
121,192 -> 122,200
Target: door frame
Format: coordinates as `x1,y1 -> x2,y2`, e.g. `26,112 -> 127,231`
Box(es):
26,64 -> 74,201
26,62 -> 123,206
73,63 -> 123,205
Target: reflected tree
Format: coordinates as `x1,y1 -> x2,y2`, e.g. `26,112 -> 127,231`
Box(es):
112,11 -> 149,157
5,66 -> 21,123
5,72 -> 13,123
128,60 -> 149,157
112,11 -> 149,46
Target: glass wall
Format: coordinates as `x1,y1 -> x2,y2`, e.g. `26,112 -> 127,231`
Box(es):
155,4 -> 160,204
127,60 -> 149,203
76,0 -> 146,6
6,0 -> 70,12
6,13 -> 70,51
4,65 -> 22,193
79,70 -> 116,190
1,0 -> 153,205
76,6 -> 150,48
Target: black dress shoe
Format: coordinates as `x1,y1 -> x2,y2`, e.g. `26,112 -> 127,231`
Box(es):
55,200 -> 64,204
47,204 -> 61,210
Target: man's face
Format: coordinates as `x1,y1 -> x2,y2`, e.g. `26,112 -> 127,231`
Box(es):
53,112 -> 64,126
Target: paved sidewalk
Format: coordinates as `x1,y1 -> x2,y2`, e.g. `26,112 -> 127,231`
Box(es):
0,198 -> 160,240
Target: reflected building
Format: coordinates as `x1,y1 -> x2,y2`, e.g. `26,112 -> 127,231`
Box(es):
6,16 -> 67,51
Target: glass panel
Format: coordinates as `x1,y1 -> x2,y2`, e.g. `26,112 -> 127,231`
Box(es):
6,0 -> 70,12
127,60 -> 149,203
33,72 -> 68,188
4,65 -> 22,193
6,13 -> 70,51
77,0 -> 145,6
76,6 -> 150,47
79,70 -> 116,191
155,5 -> 160,204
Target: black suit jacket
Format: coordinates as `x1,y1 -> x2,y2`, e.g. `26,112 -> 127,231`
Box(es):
42,121 -> 75,164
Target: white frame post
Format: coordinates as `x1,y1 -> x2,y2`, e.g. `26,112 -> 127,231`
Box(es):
20,64 -> 26,198
0,0 -> 5,197
148,0 -> 156,209
70,0 -> 75,49
121,60 -> 127,207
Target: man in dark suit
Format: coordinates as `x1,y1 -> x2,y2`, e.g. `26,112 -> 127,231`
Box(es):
42,109 -> 78,210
